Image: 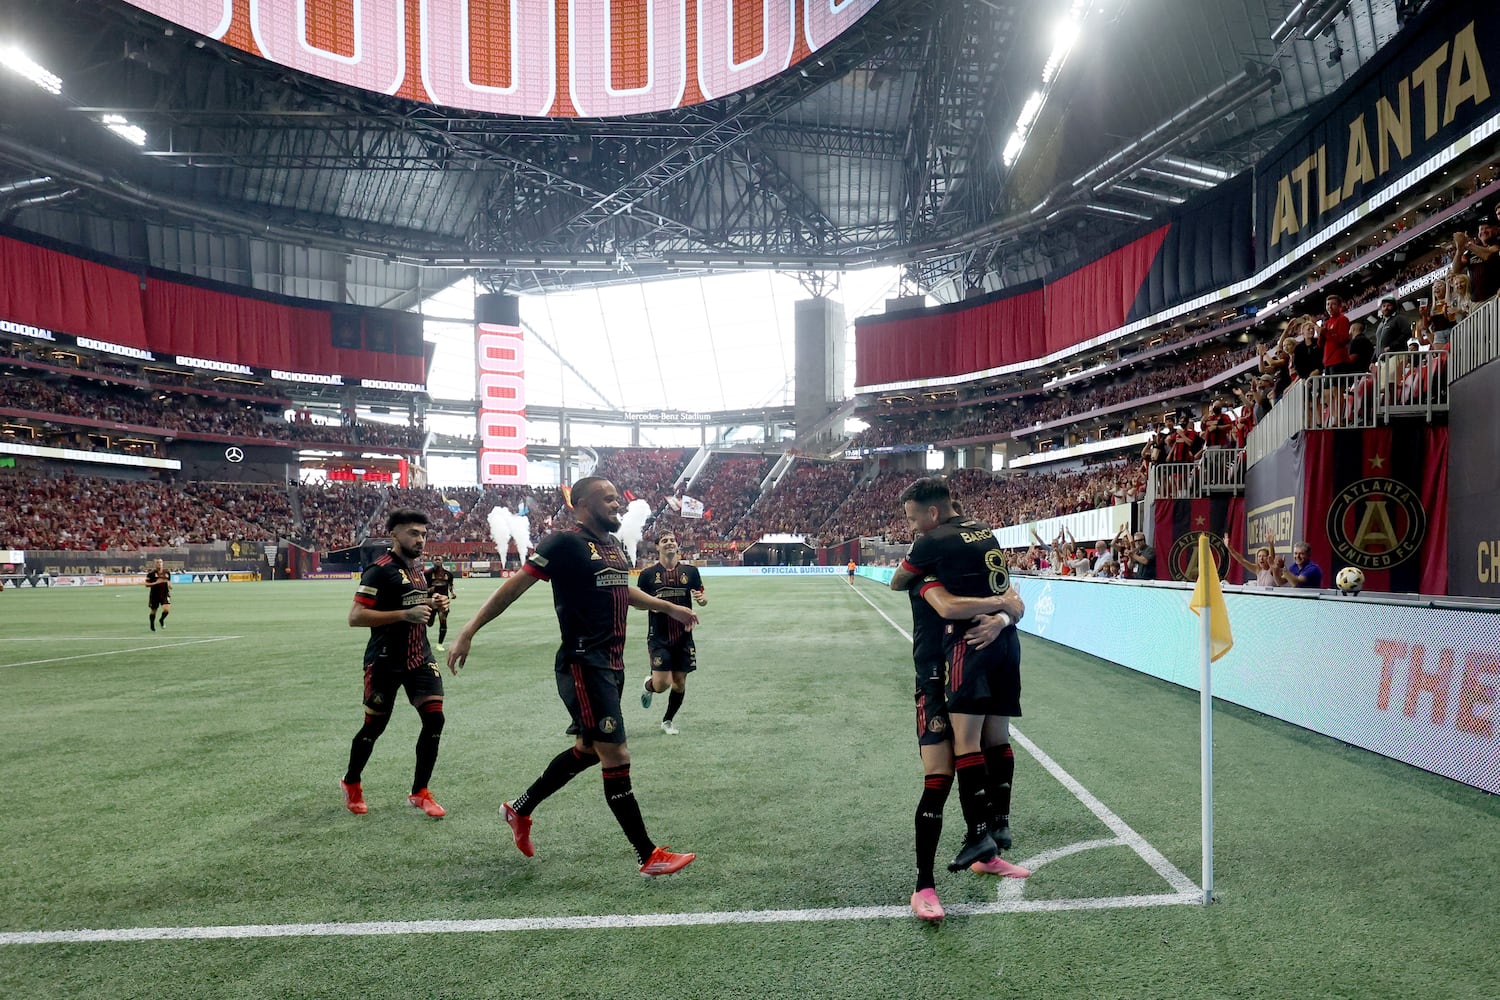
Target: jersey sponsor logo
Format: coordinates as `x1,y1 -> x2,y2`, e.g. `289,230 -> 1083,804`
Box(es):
1327,477 -> 1427,569
595,569 -> 629,588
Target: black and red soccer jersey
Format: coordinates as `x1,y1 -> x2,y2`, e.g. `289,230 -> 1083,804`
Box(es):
523,526 -> 631,670
353,553 -> 432,670
426,566 -> 455,598
907,572 -> 945,669
902,514 -> 1010,651
637,562 -> 703,646
145,569 -> 171,606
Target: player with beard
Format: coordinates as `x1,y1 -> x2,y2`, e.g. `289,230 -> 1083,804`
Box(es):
340,510 -> 451,819
893,499 -> 1030,923
638,534 -> 707,735
446,477 -> 700,877
892,478 -> 1025,879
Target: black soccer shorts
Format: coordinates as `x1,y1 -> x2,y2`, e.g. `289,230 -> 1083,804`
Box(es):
557,660 -> 627,745
648,638 -> 697,675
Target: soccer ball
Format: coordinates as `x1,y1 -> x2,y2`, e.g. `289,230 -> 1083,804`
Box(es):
1335,566 -> 1365,596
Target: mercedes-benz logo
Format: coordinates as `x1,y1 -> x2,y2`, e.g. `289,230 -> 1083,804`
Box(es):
225,447 -> 245,463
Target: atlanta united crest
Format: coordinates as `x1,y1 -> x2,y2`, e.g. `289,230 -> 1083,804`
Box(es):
1326,477 -> 1426,569
1168,531 -> 1230,582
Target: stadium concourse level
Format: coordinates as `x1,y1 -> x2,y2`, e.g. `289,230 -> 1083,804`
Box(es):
0,347 -> 425,455
850,160 -> 1500,456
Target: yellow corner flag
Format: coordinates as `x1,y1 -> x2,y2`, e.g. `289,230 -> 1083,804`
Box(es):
1188,533 -> 1234,662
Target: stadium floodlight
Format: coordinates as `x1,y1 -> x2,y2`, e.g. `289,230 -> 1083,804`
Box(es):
1042,13 -> 1082,84
1,44 -> 63,95
1002,91 -> 1046,167
102,114 -> 148,147
1002,133 -> 1027,168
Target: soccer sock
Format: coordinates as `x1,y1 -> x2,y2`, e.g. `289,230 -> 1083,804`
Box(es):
915,773 -> 953,892
602,764 -> 656,865
344,712 -> 391,784
149,614 -> 156,630
158,610 -> 168,628
983,743 -> 1015,822
438,619 -> 448,644
953,751 -> 992,841
512,746 -> 598,816
412,702 -> 445,794
663,689 -> 685,722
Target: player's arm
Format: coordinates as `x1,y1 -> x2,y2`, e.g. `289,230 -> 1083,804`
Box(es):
349,602 -> 430,628
446,570 -> 540,672
891,534 -> 936,591
689,567 -> 707,606
629,586 -> 699,627
919,581 -> 1024,622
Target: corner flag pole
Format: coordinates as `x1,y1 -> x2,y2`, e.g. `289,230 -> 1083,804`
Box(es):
1199,596 -> 1214,906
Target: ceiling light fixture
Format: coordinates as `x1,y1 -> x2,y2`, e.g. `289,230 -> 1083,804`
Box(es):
0,44 -> 62,95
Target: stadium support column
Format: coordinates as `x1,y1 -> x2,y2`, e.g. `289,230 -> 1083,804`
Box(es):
794,297 -> 846,445
475,293 -> 528,485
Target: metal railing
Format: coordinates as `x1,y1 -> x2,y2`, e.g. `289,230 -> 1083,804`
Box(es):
1147,462 -> 1201,503
1199,447 -> 1245,491
1450,296 -> 1500,382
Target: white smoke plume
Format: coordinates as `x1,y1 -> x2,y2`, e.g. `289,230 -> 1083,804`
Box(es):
487,506 -> 534,563
617,498 -> 653,566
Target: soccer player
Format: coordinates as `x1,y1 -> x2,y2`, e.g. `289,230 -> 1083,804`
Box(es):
446,477 -> 699,877
339,510 -> 450,819
144,558 -> 171,631
894,503 -> 1030,923
426,557 -> 457,652
638,533 -> 708,735
892,478 -> 1025,880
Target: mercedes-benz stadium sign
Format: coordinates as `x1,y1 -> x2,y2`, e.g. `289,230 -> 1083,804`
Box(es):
123,1 -> 879,118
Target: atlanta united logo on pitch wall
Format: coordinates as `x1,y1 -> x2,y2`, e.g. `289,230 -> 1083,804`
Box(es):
1167,531 -> 1229,582
1326,477 -> 1426,569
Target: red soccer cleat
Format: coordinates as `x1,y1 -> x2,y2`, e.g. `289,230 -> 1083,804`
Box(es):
501,801 -> 535,857
909,888 -> 944,923
638,845 -> 695,877
971,856 -> 1031,878
407,788 -> 446,818
339,779 -> 367,815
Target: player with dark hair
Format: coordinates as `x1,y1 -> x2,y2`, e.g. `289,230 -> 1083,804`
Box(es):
426,557 -> 457,652
340,508 -> 450,819
891,477 -> 1025,885
144,558 -> 171,631
638,533 -> 707,735
446,477 -> 699,877
892,496 -> 1030,923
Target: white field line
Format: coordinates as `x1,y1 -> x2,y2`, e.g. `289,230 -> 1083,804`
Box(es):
997,838 -> 1124,902
0,893 -> 1202,945
1,637 -> 242,667
849,583 -> 1202,898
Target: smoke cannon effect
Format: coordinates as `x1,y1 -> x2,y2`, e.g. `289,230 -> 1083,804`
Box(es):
617,499 -> 652,565
487,506 -> 534,563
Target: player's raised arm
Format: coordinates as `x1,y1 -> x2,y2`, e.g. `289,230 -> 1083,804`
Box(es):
446,571 -> 540,672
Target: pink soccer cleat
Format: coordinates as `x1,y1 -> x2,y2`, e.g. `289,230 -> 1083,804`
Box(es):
909,888 -> 944,923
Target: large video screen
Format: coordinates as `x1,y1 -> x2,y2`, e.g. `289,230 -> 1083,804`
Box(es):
123,0 -> 879,117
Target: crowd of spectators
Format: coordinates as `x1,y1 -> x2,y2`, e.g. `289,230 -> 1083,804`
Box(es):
658,454 -> 774,542
295,482 -> 385,549
732,460 -> 859,545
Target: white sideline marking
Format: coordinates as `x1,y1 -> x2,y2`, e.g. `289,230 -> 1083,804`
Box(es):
0,893 -> 1201,945
997,838 -> 1124,902
849,584 -> 1201,898
1,637 -> 241,667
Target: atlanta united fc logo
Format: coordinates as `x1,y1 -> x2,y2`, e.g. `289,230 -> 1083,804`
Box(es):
1327,477 -> 1426,569
1168,531 -> 1230,582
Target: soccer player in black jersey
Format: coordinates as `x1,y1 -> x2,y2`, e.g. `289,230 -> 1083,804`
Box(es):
892,478 -> 1025,883
894,502 -> 1030,922
340,509 -> 451,819
446,477 -> 700,877
426,557 -> 457,651
144,558 -> 171,631
637,534 -> 707,735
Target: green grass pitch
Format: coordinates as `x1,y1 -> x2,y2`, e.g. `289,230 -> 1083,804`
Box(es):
2,577 -> 1497,999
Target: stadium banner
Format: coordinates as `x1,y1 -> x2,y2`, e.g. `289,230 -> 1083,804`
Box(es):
1007,574 -> 1500,795
698,566 -> 844,576
475,293 -> 527,486
1301,426 -> 1449,595
1244,431 -> 1305,559
103,575 -> 148,586
1447,356 -> 1500,598
0,574 -> 50,588
1152,495 -> 1247,585
169,572 -> 242,584
118,0 -> 879,118
50,575 -> 107,587
165,441 -> 294,485
1253,4 -> 1500,268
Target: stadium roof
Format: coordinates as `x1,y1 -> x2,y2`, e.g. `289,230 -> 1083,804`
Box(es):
0,0 -> 1415,307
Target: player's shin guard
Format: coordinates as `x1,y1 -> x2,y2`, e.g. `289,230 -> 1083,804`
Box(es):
602,765 -> 656,865
915,773 -> 953,891
663,689 -> 685,723
412,702 -> 445,795
984,742 -> 1015,848
512,746 -> 599,816
345,712 -> 391,784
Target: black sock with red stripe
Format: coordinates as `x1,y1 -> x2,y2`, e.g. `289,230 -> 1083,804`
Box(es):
954,751 -> 992,841
412,702 -> 444,794
513,746 -> 598,816
344,712 -> 391,784
602,764 -> 655,864
663,689 -> 685,723
984,742 -> 1015,821
915,773 -> 953,891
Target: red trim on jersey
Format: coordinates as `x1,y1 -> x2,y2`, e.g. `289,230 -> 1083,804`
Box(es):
917,579 -> 942,597
950,641 -> 965,692
900,558 -> 922,575
522,562 -> 549,582
373,554 -> 394,567
353,594 -> 376,607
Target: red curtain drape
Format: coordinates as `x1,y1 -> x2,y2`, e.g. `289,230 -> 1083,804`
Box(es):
0,234 -> 148,348
1043,226 -> 1170,356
